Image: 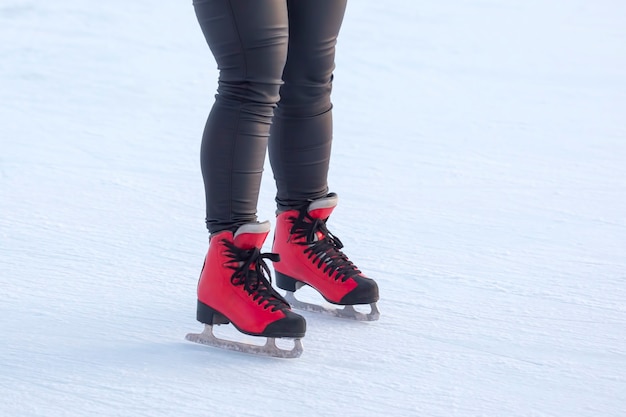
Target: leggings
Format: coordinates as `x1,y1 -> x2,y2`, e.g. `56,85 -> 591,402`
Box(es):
193,0 -> 347,234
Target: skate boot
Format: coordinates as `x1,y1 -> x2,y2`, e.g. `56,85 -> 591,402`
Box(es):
272,193 -> 380,321
185,221 -> 306,358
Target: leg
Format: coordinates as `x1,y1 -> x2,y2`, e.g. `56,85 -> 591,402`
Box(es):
194,0 -> 289,233
190,1 -> 306,357
268,0 -> 348,211
268,2 -> 380,318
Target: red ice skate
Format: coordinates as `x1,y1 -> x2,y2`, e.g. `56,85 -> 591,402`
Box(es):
272,193 -> 380,321
186,221 -> 306,358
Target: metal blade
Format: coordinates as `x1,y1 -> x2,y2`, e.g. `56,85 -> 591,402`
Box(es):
284,291 -> 380,321
186,325 -> 303,359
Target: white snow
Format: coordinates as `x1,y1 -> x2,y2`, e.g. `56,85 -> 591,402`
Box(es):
1,0 -> 625,416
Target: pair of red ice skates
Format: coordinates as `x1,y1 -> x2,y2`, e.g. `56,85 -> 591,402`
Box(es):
186,194 -> 380,358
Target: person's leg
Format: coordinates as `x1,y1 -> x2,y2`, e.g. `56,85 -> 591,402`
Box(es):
269,1 -> 380,319
194,0 -> 288,233
191,0 -> 306,352
268,0 -> 347,211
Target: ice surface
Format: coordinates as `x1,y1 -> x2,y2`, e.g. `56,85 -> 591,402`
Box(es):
1,0 -> 625,416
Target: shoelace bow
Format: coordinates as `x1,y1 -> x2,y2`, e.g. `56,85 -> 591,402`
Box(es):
223,241 -> 289,312
289,210 -> 362,282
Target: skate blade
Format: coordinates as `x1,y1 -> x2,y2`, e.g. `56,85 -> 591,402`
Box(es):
284,291 -> 380,321
185,325 -> 303,359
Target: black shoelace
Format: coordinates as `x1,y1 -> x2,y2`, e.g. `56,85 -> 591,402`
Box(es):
289,210 -> 362,283
223,241 -> 290,313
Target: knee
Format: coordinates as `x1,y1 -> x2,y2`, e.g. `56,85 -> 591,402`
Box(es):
278,72 -> 334,117
217,78 -> 283,110
216,49 -> 287,111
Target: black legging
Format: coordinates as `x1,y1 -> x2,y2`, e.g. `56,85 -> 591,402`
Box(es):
193,0 -> 347,233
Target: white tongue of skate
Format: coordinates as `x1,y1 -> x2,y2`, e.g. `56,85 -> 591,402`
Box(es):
308,194 -> 337,220
307,195 -> 338,242
233,221 -> 270,249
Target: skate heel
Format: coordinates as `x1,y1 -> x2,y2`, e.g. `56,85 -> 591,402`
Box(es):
275,271 -> 301,292
197,300 -> 230,325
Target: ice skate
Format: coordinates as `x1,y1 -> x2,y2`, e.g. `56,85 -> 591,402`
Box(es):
272,193 -> 380,321
186,221 -> 306,358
